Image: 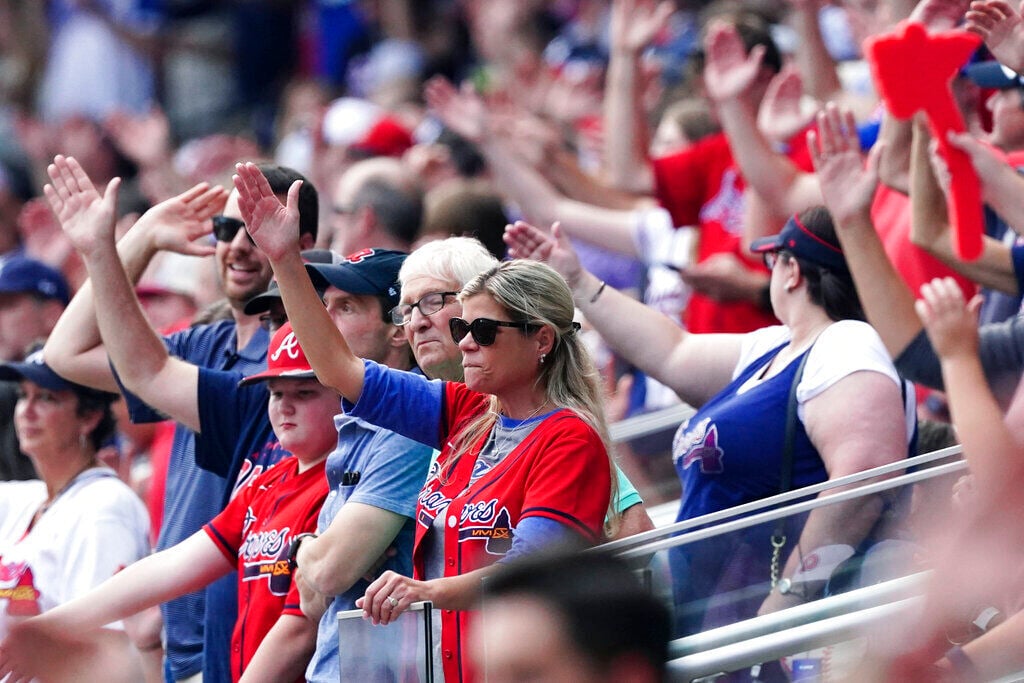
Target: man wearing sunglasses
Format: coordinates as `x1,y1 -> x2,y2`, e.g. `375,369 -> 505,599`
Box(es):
43,157 -> 319,683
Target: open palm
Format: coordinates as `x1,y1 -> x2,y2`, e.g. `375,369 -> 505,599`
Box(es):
808,104 -> 878,226
232,162 -> 301,262
137,182 -> 226,256
43,155 -> 120,257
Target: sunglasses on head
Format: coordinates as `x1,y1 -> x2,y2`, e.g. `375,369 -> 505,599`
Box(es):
212,215 -> 255,246
448,317 -> 539,346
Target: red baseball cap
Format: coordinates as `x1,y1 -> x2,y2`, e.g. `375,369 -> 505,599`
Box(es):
238,322 -> 317,386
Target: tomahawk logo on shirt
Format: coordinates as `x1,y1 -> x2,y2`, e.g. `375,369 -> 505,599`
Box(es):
458,501 -> 513,555
674,417 -> 725,474
0,560 -> 42,616
239,526 -> 292,596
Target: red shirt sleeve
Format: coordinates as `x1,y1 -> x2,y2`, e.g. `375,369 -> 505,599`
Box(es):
203,475 -> 257,563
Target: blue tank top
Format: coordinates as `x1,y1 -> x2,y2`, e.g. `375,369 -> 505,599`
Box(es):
673,341 -> 828,524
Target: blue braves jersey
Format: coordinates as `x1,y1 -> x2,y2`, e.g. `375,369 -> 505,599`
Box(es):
115,318 -> 269,682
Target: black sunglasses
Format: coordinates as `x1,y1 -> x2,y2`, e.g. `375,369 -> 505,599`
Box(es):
449,317 -> 539,346
212,215 -> 255,246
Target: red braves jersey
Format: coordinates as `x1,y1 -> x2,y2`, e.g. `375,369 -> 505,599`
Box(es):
204,457 -> 327,682
414,383 -> 611,682
652,131 -> 814,334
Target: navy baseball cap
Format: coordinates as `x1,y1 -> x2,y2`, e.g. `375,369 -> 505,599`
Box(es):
0,256 -> 70,305
0,349 -> 114,400
964,61 -> 1024,89
750,215 -> 848,272
305,248 -> 406,311
243,249 -> 342,315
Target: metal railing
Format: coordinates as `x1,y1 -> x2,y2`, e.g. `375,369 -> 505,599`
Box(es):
667,595 -> 923,681
604,450 -> 965,560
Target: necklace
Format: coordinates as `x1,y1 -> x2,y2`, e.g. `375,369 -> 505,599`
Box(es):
491,402 -> 553,452
30,459 -> 99,530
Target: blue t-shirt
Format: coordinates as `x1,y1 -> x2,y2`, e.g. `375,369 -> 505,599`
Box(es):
195,367 -> 293,683
116,319 -> 269,682
305,411 -> 432,683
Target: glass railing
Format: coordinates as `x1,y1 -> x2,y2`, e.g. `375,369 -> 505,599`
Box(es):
595,445 -> 968,672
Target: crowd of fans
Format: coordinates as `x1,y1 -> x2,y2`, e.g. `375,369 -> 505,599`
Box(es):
1,0 -> 1024,680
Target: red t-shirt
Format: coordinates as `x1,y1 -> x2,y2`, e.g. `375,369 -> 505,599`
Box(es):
870,185 -> 976,297
414,382 -> 611,682
204,457 -> 328,682
653,132 -> 789,333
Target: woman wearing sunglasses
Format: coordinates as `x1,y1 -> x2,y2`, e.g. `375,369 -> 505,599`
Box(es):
506,208 -> 916,641
232,162 -> 614,683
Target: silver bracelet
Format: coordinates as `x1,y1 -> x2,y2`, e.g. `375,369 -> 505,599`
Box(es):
589,280 -> 607,304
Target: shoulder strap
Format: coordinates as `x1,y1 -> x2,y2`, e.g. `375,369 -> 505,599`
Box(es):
779,348 -> 814,496
770,344 -> 814,581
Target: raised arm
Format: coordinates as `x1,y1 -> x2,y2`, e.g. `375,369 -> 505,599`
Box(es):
916,276 -> 1024,502
909,122 -> 1018,294
233,162 -> 365,403
504,220 -> 743,407
785,0 -> 843,102
811,104 -> 923,357
602,0 -> 673,192
703,20 -> 822,217
482,136 -> 642,256
44,156 -> 224,391
45,157 -> 205,431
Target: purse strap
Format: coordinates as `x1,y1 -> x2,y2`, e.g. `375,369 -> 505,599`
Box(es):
769,343 -> 814,588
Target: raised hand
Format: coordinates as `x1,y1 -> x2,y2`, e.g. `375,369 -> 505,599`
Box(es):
135,182 -> 226,256
423,76 -> 487,144
966,0 -> 1024,71
232,162 -> 302,262
910,0 -> 972,31
610,0 -> 675,54
43,155 -> 121,258
702,19 -> 767,103
757,65 -> 813,144
503,221 -> 584,290
104,107 -> 171,169
915,276 -> 983,360
808,103 -> 879,225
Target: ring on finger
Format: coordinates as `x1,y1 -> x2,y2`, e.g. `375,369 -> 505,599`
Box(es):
387,595 -> 399,608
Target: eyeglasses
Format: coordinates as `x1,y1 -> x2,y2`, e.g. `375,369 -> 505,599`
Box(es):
258,312 -> 288,332
390,291 -> 459,326
449,317 -> 539,346
212,215 -> 255,246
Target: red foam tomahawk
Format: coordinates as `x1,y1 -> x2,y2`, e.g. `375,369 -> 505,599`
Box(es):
865,21 -> 983,260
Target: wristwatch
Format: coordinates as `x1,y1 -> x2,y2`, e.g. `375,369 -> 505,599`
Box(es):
776,577 -> 806,600
287,533 -> 318,571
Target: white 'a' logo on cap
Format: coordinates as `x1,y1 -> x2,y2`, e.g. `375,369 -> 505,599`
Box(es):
271,332 -> 301,361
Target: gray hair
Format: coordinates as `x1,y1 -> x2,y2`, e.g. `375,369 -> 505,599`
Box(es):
399,236 -> 499,289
